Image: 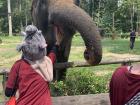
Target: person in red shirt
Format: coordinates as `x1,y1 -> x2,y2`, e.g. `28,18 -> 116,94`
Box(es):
109,64 -> 140,105
5,25 -> 59,105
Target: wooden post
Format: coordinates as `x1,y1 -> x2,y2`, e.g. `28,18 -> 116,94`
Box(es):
54,57 -> 140,69
7,0 -> 12,36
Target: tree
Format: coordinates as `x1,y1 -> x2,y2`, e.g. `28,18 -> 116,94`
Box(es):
0,0 -> 32,33
7,0 -> 12,36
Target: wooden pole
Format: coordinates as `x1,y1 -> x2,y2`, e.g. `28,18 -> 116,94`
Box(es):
1,57 -> 140,71
54,57 -> 140,69
7,0 -> 12,36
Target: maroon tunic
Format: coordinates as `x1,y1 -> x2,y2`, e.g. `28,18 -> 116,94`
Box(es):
6,52 -> 56,105
109,66 -> 140,105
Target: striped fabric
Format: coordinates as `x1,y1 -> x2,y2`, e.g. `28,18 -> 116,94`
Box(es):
125,92 -> 140,105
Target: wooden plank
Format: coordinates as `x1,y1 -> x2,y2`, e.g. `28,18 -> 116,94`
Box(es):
52,93 -> 110,105
54,57 -> 140,69
0,57 -> 140,73
0,93 -> 110,105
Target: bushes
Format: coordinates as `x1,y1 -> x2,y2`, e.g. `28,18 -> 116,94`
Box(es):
104,33 -> 130,39
120,33 -> 130,39
50,69 -> 112,96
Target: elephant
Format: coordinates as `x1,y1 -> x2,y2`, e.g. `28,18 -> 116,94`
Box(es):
31,0 -> 102,81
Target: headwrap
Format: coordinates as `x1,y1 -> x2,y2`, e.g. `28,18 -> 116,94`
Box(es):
17,25 -> 47,61
17,25 -> 53,82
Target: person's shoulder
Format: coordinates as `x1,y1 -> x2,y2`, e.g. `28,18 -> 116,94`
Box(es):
15,59 -> 22,63
111,66 -> 128,81
113,66 -> 127,76
14,59 -> 25,65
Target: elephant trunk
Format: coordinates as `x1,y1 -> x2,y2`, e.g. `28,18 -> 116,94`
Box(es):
49,4 -> 102,65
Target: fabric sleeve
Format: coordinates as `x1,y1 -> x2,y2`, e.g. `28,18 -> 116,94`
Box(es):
6,61 -> 19,89
109,67 -> 121,105
48,45 -> 59,64
5,87 -> 14,97
109,67 -> 126,105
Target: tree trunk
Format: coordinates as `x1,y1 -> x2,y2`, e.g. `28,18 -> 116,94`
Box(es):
112,12 -> 115,40
19,0 -> 23,31
89,0 -> 93,17
97,0 -> 101,27
25,0 -> 28,26
7,0 -> 12,36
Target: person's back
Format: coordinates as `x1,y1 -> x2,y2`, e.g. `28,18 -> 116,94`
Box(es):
5,25 -> 58,105
130,31 -> 136,37
7,59 -> 52,105
110,64 -> 140,105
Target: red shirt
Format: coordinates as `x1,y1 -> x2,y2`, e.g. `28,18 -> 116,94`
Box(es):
6,52 -> 56,105
109,66 -> 140,105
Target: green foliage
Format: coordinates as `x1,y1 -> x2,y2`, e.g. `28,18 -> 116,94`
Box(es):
1,35 -> 140,96
0,0 -> 140,34
119,33 -> 130,38
0,0 -> 32,33
50,69 -> 111,96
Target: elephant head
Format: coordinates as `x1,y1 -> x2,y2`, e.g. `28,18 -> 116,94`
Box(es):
31,0 -> 102,80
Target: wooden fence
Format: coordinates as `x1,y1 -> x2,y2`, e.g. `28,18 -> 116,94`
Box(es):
0,57 -> 140,104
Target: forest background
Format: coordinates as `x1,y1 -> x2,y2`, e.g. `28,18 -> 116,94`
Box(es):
0,0 -> 140,36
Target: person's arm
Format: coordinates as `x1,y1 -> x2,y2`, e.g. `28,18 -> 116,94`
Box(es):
5,61 -> 19,97
48,45 -> 59,64
48,26 -> 62,64
109,67 -> 126,105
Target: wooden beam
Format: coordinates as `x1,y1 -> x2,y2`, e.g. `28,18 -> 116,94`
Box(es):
52,93 -> 110,105
0,57 -> 140,73
0,93 -> 110,105
54,57 -> 140,69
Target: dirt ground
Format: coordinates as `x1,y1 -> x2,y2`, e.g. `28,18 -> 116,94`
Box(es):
104,53 -> 140,59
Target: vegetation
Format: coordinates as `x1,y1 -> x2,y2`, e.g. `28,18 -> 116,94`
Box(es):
50,35 -> 140,96
0,0 -> 140,100
0,0 -> 140,35
1,35 -> 140,97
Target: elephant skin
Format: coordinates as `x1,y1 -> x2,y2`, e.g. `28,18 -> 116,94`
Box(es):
31,0 -> 102,80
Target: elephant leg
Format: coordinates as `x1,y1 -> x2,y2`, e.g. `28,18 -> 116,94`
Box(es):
55,27 -> 75,80
56,38 -> 72,80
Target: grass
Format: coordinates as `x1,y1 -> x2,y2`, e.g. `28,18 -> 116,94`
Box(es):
1,35 -> 140,73
1,35 -> 140,98
69,35 -> 140,73
0,36 -> 21,68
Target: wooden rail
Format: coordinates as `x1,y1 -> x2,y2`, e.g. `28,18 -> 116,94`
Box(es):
0,93 -> 110,105
0,57 -> 140,104
54,57 -> 140,69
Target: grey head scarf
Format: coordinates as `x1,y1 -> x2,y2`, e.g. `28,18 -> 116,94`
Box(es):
17,25 -> 47,61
